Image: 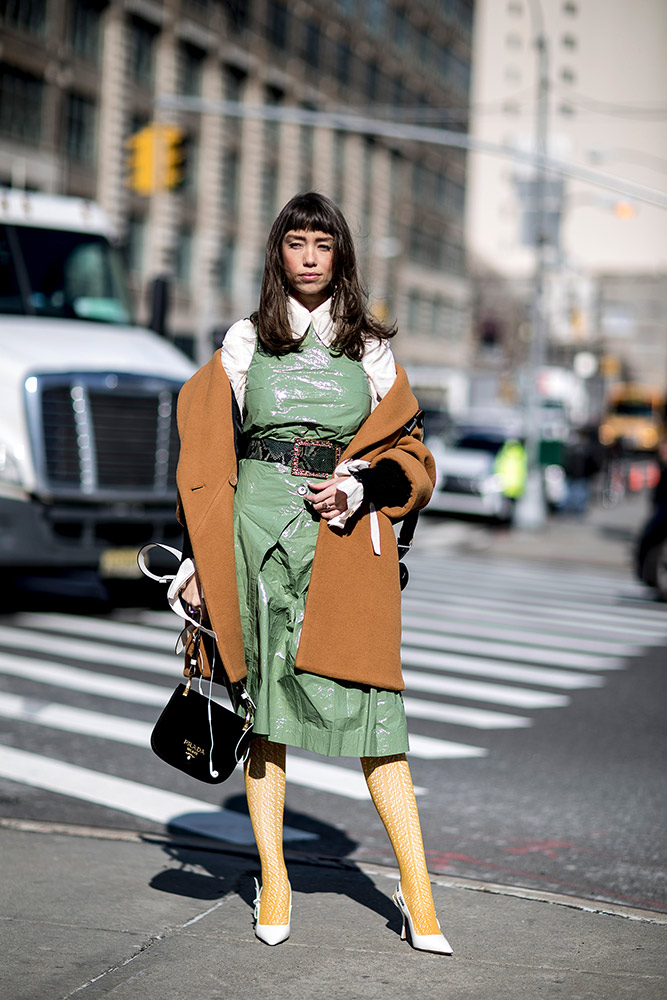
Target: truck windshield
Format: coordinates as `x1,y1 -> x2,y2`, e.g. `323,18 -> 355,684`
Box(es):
0,224 -> 134,324
612,401 -> 654,417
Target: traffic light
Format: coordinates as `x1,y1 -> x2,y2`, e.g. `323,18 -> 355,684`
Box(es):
161,125 -> 186,190
125,123 -> 186,195
126,125 -> 156,196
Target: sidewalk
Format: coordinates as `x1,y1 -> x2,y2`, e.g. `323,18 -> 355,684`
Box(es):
3,819 -> 665,1000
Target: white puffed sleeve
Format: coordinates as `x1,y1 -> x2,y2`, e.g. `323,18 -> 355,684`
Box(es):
361,337 -> 397,409
219,319 -> 257,412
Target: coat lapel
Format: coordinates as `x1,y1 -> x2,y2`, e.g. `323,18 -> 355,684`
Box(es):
342,365 -> 420,461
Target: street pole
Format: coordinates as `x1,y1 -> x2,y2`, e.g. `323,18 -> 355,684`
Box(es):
515,0 -> 550,529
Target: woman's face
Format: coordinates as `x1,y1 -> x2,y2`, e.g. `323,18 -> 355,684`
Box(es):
281,229 -> 334,310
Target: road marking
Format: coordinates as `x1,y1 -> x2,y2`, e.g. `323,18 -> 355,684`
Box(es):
401,612 -> 638,656
402,652 -> 605,688
402,626 -> 622,670
403,697 -> 532,729
0,695 -> 412,799
406,576 -> 667,624
402,603 -> 666,645
0,624 -> 177,675
0,652 -> 171,705
401,670 -> 569,708
402,590 -> 667,637
407,733 -> 488,758
13,612 -> 177,651
0,744 -> 317,842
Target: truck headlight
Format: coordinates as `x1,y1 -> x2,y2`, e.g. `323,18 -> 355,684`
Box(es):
0,442 -> 22,484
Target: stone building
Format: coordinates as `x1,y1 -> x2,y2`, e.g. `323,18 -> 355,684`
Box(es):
0,0 -> 475,366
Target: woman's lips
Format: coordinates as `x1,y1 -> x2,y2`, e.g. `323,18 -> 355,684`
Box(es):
299,274 -> 321,281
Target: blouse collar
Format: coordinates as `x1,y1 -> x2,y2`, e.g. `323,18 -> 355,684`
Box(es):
287,295 -> 335,345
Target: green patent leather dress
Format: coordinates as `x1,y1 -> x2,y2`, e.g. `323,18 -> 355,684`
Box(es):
232,326 -> 409,757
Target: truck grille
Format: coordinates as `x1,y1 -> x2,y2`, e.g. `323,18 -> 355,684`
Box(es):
28,373 -> 182,499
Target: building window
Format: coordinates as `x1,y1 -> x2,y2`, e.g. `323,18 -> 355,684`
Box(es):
222,0 -> 249,31
507,2 -> 522,14
181,44 -> 205,97
562,33 -> 577,49
333,130 -> 345,204
219,235 -> 235,294
408,290 -> 420,331
260,160 -> 278,224
304,22 -> 321,68
299,121 -> 314,190
222,147 -> 240,216
65,93 -> 97,164
560,67 -> 576,84
0,65 -> 43,143
126,215 -> 146,274
367,62 -> 379,102
129,18 -> 158,89
505,66 -> 521,84
558,103 -> 575,116
1,0 -> 47,35
506,33 -> 522,50
70,0 -> 101,61
174,228 -> 193,286
336,41 -> 351,86
563,2 -> 577,14
267,1 -> 289,49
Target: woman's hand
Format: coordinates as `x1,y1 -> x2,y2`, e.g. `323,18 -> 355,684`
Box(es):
180,572 -> 205,613
305,477 -> 349,520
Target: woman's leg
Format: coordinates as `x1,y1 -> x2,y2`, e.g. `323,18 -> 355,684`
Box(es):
361,753 -> 441,936
244,737 -> 291,924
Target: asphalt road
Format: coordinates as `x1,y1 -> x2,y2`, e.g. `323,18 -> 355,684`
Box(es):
1,502 -> 665,915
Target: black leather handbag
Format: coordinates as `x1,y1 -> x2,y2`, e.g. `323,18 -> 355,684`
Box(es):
150,678 -> 254,784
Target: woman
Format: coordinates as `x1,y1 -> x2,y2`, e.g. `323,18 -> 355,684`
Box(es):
177,192 -> 451,954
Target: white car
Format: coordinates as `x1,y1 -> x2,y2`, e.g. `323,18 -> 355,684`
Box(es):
426,426 -> 519,524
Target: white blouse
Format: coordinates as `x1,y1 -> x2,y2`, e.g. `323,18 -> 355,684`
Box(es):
220,295 -> 397,412
219,295 -> 395,548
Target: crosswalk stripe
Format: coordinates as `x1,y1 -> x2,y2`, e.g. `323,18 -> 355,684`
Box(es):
0,694 -> 412,798
401,626 -> 622,670
402,594 -> 667,643
414,560 -> 637,597
403,697 -> 532,729
0,652 -> 171,705
401,612 -> 638,656
0,744 -> 318,842
407,576 -> 667,623
0,624 -> 177,675
402,590 -> 667,637
407,733 -> 488,758
401,650 -> 606,688
401,669 -> 569,708
13,612 -> 177,652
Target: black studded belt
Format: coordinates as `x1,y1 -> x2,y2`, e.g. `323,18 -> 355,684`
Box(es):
244,438 -> 344,478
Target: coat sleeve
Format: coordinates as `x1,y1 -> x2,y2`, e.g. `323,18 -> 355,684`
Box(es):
364,425 -> 436,521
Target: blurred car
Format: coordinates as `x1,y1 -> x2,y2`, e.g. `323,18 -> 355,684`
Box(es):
426,424 -> 527,524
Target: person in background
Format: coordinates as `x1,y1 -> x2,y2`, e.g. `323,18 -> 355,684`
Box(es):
176,193 -> 451,954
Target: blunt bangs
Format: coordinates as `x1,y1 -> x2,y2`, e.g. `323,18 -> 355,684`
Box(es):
274,193 -> 345,242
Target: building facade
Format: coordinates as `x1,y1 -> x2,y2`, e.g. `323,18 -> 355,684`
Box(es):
466,0 -> 667,392
0,0 -> 475,367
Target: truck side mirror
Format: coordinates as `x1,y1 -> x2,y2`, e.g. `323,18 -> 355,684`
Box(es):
148,275 -> 171,337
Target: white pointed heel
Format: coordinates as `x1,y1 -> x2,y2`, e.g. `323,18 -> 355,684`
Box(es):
253,877 -> 292,946
392,883 -> 453,955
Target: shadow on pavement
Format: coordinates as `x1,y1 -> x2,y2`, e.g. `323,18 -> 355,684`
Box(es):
151,793 -> 401,932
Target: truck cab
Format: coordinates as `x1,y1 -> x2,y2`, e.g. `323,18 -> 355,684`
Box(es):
0,189 -> 195,582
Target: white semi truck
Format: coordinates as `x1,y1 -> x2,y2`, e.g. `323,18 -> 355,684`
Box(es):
0,189 -> 195,584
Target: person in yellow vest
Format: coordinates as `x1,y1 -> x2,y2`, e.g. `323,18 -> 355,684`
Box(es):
494,437 -> 527,501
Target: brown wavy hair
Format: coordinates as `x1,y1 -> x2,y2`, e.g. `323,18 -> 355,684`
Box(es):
251,192 -> 396,360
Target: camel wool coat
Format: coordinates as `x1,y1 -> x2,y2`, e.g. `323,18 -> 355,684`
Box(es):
175,350 -> 435,692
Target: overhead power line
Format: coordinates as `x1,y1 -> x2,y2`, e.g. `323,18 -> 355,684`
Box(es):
155,95 -> 667,210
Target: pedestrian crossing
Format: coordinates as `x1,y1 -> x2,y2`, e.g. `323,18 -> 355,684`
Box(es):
1,553 -> 666,843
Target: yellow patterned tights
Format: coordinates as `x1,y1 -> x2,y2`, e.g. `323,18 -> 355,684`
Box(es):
244,737 -> 290,926
245,742 -> 439,935
361,753 -> 441,936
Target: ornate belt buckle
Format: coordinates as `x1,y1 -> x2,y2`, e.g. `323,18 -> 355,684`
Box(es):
291,439 -> 339,479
